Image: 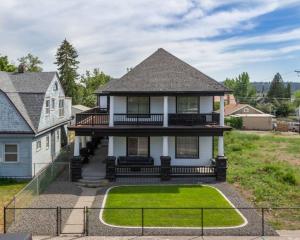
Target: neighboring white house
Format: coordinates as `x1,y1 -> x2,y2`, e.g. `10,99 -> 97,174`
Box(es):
0,71 -> 72,178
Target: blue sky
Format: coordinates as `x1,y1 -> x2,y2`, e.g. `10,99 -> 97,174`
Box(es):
1,0 -> 300,82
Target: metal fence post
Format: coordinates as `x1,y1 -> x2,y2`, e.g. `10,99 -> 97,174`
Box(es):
3,206 -> 6,234
201,208 -> 204,236
56,207 -> 59,236
262,208 -> 265,236
141,208 -> 144,236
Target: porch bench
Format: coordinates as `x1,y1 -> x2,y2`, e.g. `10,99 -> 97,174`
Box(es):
117,156 -> 154,171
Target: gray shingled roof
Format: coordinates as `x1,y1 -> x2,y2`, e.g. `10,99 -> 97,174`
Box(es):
96,48 -> 230,94
0,71 -> 56,133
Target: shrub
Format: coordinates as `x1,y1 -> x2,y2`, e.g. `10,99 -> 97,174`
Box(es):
225,117 -> 243,129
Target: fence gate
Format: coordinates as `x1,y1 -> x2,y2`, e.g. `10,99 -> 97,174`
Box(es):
60,207 -> 86,235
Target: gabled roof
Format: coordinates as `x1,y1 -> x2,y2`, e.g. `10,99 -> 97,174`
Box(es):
0,71 -> 57,133
96,48 -> 230,95
222,104 -> 264,116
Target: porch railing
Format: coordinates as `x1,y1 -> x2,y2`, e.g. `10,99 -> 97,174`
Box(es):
171,166 -> 216,176
168,113 -> 220,126
114,114 -> 164,125
75,113 -> 109,125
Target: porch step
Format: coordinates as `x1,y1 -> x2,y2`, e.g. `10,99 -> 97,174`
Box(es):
76,177 -> 109,188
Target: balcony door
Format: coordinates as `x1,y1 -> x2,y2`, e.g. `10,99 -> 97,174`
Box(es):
176,96 -> 199,114
127,96 -> 150,114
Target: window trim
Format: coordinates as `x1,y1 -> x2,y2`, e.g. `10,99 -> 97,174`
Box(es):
45,98 -> 50,115
53,82 -> 58,91
51,98 -> 55,110
126,136 -> 150,157
46,135 -> 50,150
175,136 -> 199,159
2,143 -> 19,163
126,96 -> 151,115
36,139 -> 42,152
175,96 -> 200,114
59,98 -> 65,117
243,107 -> 249,113
56,130 -> 60,140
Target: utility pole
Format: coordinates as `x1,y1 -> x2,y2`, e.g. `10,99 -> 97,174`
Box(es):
295,70 -> 300,134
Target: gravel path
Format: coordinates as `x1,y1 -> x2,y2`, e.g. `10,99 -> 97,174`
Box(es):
7,181 -> 81,236
88,180 -> 278,237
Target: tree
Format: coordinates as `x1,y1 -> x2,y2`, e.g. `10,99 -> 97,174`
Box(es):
223,72 -> 256,104
55,39 -> 80,103
0,54 -> 16,72
267,73 -> 286,99
79,69 -> 110,107
285,82 -> 291,98
293,90 -> 300,107
18,53 -> 43,72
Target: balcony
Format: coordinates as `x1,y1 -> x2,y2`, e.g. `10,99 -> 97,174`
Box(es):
75,112 -> 220,126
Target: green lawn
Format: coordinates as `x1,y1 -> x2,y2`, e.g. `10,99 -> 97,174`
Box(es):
0,179 -> 28,233
222,131 -> 300,229
102,185 -> 245,227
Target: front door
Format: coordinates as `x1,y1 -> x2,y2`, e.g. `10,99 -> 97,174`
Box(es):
51,130 -> 56,158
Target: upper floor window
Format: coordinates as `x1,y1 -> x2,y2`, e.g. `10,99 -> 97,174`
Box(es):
244,108 -> 249,113
51,98 -> 55,110
59,99 -> 64,117
36,140 -> 41,152
46,136 -> 50,149
45,99 -> 50,115
127,96 -> 149,114
175,136 -> 199,159
4,144 -> 18,162
53,82 -> 58,91
177,96 -> 199,114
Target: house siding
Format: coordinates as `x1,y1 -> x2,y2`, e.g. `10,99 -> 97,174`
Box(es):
0,136 -> 33,178
112,136 -> 212,166
0,91 -> 32,132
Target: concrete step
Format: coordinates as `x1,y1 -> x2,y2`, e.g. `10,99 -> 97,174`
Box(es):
76,178 -> 109,188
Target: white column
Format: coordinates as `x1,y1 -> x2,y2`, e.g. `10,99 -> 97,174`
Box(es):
74,136 -> 80,157
108,136 -> 114,156
220,95 -> 224,126
109,96 -> 114,127
163,136 -> 168,156
163,96 -> 168,127
218,136 -> 224,157
81,136 -> 86,148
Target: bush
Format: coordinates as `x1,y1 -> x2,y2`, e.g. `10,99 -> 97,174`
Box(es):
225,117 -> 243,129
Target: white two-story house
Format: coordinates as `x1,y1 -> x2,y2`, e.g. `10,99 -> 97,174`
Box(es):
0,71 -> 72,178
69,48 -> 231,181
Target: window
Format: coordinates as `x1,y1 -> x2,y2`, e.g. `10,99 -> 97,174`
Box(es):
243,108 -> 249,113
127,97 -> 150,114
45,99 -> 50,115
46,136 -> 49,149
51,98 -> 55,110
127,137 -> 149,156
57,130 -> 60,140
177,96 -> 199,113
36,140 -> 41,152
53,82 -> 58,91
175,136 -> 199,158
4,144 -> 18,162
59,99 -> 64,117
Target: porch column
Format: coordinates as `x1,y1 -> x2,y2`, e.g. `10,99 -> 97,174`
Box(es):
162,136 -> 168,156
218,136 -> 224,157
81,136 -> 86,148
163,96 -> 168,127
220,95 -> 224,126
108,136 -> 114,156
109,96 -> 114,127
74,136 -> 80,157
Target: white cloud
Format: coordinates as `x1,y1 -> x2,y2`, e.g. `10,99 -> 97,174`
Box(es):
0,0 -> 300,81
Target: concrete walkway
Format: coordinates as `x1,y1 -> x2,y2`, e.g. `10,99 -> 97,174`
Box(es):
62,187 -> 98,235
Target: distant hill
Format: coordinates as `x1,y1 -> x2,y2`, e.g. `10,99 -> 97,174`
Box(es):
251,82 -> 300,94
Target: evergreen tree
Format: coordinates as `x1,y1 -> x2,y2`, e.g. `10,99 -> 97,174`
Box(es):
0,54 -> 16,72
18,53 -> 43,72
55,39 -> 80,102
285,82 -> 291,98
267,73 -> 286,99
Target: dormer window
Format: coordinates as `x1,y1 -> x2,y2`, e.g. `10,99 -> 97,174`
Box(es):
45,99 -> 50,115
53,82 -> 58,91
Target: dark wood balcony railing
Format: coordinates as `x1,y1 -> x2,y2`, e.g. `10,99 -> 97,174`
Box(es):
168,113 -> 220,126
76,113 -> 109,125
114,114 -> 164,125
75,111 -> 220,126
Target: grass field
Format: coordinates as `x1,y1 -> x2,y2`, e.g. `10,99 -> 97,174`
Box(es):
0,178 -> 28,233
223,131 -> 300,229
102,185 -> 245,227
